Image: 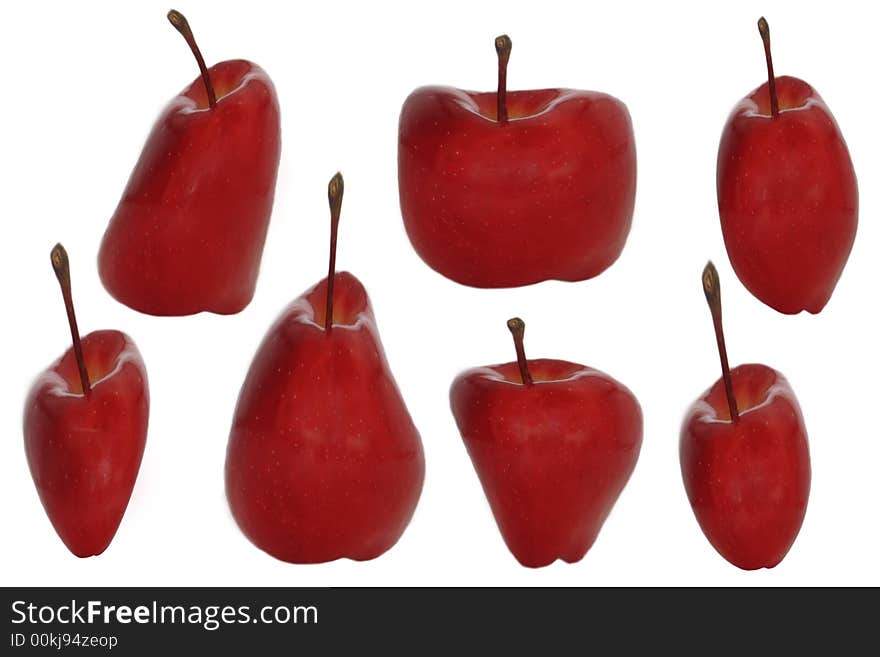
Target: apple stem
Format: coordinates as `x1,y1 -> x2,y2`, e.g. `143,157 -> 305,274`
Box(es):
702,262 -> 739,422
506,317 -> 533,386
757,17 -> 779,117
325,172 -> 345,333
50,244 -> 91,397
167,10 -> 217,109
495,34 -> 512,125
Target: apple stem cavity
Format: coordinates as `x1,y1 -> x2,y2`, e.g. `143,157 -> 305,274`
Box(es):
702,262 -> 739,422
167,9 -> 217,109
50,244 -> 91,397
757,17 -> 779,117
495,34 -> 512,125
325,172 -> 345,333
506,317 -> 533,386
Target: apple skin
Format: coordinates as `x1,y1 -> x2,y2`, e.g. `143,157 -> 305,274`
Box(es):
99,59 -> 281,316
450,359 -> 642,567
398,86 -> 636,288
717,75 -> 857,314
680,363 -> 811,570
23,330 -> 149,557
226,272 -> 425,563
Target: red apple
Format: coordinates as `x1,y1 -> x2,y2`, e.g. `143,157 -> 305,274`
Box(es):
717,17 -> 857,314
680,262 -> 810,570
226,174 -> 425,563
98,10 -> 281,316
398,35 -> 636,288
450,318 -> 642,567
24,245 -> 149,557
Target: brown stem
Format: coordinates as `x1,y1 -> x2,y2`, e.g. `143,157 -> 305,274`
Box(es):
506,317 -> 533,386
495,34 -> 512,124
757,17 -> 779,117
325,172 -> 344,333
167,9 -> 217,109
702,262 -> 739,422
50,244 -> 91,397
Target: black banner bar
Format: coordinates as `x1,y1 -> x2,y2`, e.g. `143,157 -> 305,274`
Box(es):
2,587 -> 876,653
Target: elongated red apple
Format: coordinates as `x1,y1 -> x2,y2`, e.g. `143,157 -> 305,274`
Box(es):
24,245 -> 149,557
399,35 -> 636,288
99,10 -> 281,316
226,173 -> 425,563
450,318 -> 642,567
680,262 -> 810,570
717,17 -> 857,314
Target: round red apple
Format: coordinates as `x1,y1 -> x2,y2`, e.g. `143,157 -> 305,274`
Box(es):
399,35 -> 636,288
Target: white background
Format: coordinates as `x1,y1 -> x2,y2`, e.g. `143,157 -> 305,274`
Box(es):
1,0 -> 876,586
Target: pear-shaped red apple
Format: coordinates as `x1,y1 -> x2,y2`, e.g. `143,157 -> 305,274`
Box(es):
399,35 -> 636,288
680,262 -> 811,570
717,18 -> 857,314
450,317 -> 642,567
24,245 -> 149,557
98,10 -> 281,316
226,173 -> 425,563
